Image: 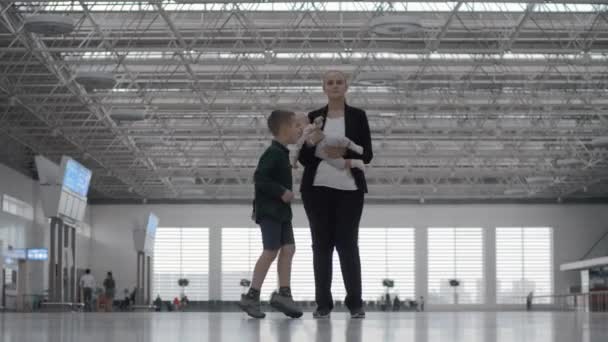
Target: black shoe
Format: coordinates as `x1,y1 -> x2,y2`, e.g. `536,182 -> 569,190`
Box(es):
270,291 -> 303,318
312,308 -> 331,319
350,308 -> 365,319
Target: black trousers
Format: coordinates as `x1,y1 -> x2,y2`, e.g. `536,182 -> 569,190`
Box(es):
83,287 -> 93,312
302,186 -> 364,312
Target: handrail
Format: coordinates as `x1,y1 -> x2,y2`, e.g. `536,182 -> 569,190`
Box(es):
514,291 -> 608,312
521,290 -> 608,300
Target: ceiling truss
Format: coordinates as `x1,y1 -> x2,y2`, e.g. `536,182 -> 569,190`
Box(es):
0,0 -> 607,201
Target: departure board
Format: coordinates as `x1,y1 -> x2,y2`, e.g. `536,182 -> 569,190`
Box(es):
62,159 -> 92,197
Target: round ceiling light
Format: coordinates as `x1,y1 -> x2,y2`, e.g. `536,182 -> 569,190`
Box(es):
590,136 -> 608,148
24,14 -> 74,35
555,158 -> 584,167
75,71 -> 116,91
354,71 -> 401,87
526,176 -> 555,184
503,189 -> 530,196
369,15 -> 423,36
110,109 -> 146,122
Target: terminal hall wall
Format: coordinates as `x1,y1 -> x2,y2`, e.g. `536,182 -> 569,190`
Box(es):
89,203 -> 608,305
0,163 -> 92,295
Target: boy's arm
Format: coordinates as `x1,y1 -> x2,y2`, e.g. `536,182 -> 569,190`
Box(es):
254,152 -> 288,199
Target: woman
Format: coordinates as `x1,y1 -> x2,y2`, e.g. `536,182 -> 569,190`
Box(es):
103,271 -> 115,312
298,70 -> 373,319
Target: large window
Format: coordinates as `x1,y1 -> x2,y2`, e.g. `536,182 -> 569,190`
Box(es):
291,227 -> 415,301
221,227 -> 415,301
221,228 -> 279,300
359,228 -> 416,301
428,227 -> 484,304
153,227 -> 209,300
289,228 -> 317,301
496,227 -> 553,304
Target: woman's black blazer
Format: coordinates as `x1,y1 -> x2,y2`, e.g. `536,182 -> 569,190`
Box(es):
298,103 -> 373,193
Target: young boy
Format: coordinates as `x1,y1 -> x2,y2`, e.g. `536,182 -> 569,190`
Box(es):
291,112 -> 365,170
239,109 -> 303,319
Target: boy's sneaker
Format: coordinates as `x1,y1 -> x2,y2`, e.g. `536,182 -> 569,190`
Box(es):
270,291 -> 303,318
238,294 -> 265,319
350,308 -> 366,319
312,308 -> 331,319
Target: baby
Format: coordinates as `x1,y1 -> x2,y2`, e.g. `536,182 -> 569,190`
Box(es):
292,112 -> 365,170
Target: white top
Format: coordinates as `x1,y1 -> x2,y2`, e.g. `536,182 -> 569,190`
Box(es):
313,117 -> 358,190
79,274 -> 95,289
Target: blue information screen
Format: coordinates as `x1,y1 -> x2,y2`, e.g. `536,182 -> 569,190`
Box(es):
62,159 -> 92,197
146,213 -> 158,239
27,248 -> 48,261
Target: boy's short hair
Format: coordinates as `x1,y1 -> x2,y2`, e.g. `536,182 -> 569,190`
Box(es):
267,109 -> 295,136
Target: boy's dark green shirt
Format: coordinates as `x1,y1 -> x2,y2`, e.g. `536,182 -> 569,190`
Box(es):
253,140 -> 293,223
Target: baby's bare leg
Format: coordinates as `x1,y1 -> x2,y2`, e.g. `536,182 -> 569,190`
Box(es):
323,136 -> 363,155
315,140 -> 346,170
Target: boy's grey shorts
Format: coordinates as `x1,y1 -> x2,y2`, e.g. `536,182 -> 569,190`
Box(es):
259,218 -> 295,250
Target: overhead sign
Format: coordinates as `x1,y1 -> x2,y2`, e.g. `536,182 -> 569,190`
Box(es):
146,213 -> 158,239
27,248 -> 49,261
62,159 -> 92,197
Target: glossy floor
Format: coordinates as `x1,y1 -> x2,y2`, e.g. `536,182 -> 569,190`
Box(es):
1,311 -> 606,342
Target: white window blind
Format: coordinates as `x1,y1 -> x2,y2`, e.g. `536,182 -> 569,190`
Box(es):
496,227 -> 553,304
428,227 -> 484,304
290,227 -> 344,302
221,228 -> 279,300
293,227 -> 415,302
289,228 -> 316,301
222,227 -> 415,302
359,228 -> 416,301
153,227 -> 209,300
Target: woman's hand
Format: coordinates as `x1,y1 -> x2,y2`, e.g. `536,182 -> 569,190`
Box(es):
307,129 -> 324,145
324,146 -> 347,159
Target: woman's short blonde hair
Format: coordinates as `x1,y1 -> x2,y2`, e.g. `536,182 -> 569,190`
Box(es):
322,70 -> 349,85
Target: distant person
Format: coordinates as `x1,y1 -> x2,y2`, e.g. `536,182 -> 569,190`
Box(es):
79,269 -> 95,312
181,295 -> 189,311
392,295 -> 401,311
526,291 -> 534,311
173,297 -> 181,311
103,272 -> 116,312
153,295 -> 163,312
120,289 -> 131,311
95,287 -> 108,312
129,287 -> 137,305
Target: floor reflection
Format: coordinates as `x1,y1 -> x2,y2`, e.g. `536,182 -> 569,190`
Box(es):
0,311 -> 605,342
